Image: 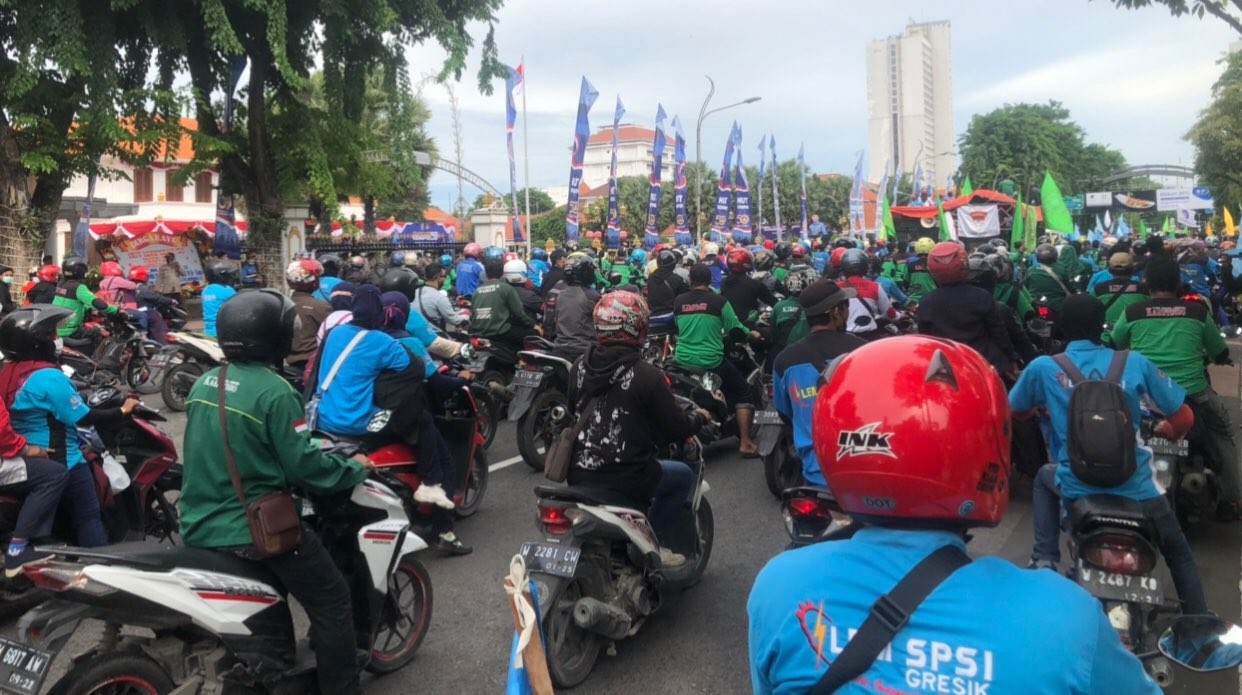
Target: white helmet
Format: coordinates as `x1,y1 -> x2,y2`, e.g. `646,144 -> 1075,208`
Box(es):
503,259 -> 528,284
702,242 -> 720,257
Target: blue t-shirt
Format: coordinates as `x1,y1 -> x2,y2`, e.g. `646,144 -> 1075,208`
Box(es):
315,324 -> 410,436
1008,340 -> 1186,501
811,251 -> 829,275
312,276 -> 343,304
1085,268 -> 1112,293
455,259 -> 485,297
397,337 -> 436,378
748,527 -> 1159,695
529,259 -> 550,289
876,275 -> 909,306
10,367 -> 91,469
200,284 -> 236,337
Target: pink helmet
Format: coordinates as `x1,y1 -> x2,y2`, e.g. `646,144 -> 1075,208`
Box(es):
463,243 -> 482,258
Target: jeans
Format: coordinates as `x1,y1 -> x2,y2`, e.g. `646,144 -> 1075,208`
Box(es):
1031,463 -> 1208,615
0,457 -> 67,540
236,525 -> 359,694
650,460 -> 694,542
1187,388 -> 1241,504
62,463 -> 107,547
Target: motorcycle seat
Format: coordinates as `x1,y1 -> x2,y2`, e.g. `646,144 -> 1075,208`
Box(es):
665,363 -> 708,378
523,336 -> 555,351
518,351 -> 574,372
52,541 -> 283,588
534,485 -> 641,509
1067,495 -> 1157,538
62,335 -> 93,349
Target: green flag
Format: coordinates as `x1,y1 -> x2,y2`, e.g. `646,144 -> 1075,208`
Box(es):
961,177 -> 973,196
1011,203 -> 1024,247
938,202 -> 953,241
1161,215 -> 1171,234
1039,173 -> 1074,235
1023,201 -> 1039,252
1138,217 -> 1148,240
881,194 -> 896,242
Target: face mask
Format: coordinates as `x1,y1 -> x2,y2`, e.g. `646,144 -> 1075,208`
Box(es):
2,277 -> 11,284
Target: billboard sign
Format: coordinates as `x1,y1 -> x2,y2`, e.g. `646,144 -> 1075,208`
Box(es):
1156,186 -> 1213,212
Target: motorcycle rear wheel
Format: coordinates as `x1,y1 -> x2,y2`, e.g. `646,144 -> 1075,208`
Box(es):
48,649 -> 175,695
454,448 -> 489,518
518,389 -> 566,471
763,434 -> 804,499
126,354 -> 160,395
160,362 -> 204,412
471,385 -> 499,450
544,558 -> 607,688
367,555 -> 434,674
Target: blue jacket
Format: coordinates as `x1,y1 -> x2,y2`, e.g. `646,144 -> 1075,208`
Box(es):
314,324 -> 410,436
709,258 -> 726,290
312,276 -> 342,303
455,258 -> 485,297
402,309 -> 442,378
1008,340 -> 1186,501
749,527 -> 1159,694
10,367 -> 90,469
811,251 -> 829,274
200,284 -> 236,337
876,275 -> 909,306
772,330 -> 866,485
1085,268 -> 1112,293
529,259 -> 550,289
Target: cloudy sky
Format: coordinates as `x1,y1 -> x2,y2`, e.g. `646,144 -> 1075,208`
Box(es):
403,0 -> 1238,211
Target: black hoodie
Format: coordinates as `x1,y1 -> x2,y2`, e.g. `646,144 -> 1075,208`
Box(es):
567,343 -> 703,503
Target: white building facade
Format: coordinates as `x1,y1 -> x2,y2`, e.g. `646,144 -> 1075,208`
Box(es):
580,125 -> 672,190
865,20 -> 955,190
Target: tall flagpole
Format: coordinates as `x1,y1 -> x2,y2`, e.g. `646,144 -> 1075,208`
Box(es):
521,55 -> 531,258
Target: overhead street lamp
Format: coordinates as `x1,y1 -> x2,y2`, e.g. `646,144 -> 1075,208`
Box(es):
695,75 -> 760,243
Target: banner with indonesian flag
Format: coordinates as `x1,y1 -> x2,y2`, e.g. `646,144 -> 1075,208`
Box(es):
955,204 -> 1001,238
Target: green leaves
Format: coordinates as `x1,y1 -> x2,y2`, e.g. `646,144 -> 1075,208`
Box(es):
1187,57 -> 1242,227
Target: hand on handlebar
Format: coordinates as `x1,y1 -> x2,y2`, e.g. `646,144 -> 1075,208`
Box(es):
352,452 -> 377,471
120,398 -> 141,416
694,408 -> 715,424
22,445 -> 52,458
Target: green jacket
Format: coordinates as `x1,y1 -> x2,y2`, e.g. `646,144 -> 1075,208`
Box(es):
470,279 -> 534,338
771,297 -> 809,349
772,266 -> 789,283
53,279 -> 118,336
1111,296 -> 1228,395
995,283 -> 1035,322
179,362 -> 368,548
673,288 -> 747,369
1024,265 -> 1072,314
1091,278 -> 1149,327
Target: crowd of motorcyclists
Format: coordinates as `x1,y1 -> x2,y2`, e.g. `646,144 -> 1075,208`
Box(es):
0,223 -> 1237,692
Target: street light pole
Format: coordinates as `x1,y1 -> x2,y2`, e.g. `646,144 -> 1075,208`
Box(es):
694,74 -> 760,244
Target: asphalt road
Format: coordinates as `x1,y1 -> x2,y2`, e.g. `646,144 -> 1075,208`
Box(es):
8,361 -> 1242,694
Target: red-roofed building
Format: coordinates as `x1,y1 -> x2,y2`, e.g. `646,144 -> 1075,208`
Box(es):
582,124 -> 671,190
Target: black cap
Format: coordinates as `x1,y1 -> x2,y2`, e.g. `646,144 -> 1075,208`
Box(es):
798,279 -> 856,317
1060,294 -> 1106,343
689,263 -> 713,286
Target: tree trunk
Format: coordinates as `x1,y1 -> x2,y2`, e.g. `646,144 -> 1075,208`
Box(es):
0,118 -> 45,292
364,194 -> 376,234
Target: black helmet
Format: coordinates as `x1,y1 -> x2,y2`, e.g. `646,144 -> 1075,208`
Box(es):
565,256 -> 596,286
839,249 -> 869,276
61,256 -> 88,279
975,243 -> 997,255
967,254 -> 996,291
657,249 -> 677,270
378,266 -> 420,300
0,304 -> 70,362
753,249 -> 774,272
217,289 -> 298,363
1034,243 -> 1058,265
985,253 -> 1012,282
318,253 -> 342,278
774,242 -> 793,260
206,260 -> 238,285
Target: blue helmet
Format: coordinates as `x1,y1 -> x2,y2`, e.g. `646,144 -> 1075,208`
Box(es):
484,246 -> 506,261
390,251 -> 406,267
532,248 -> 548,261
439,253 -> 453,267
629,249 -> 647,265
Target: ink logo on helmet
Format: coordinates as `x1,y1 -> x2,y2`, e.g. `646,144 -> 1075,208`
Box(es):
836,423 -> 896,460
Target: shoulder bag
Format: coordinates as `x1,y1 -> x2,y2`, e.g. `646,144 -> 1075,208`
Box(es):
304,328 -> 368,429
217,363 -> 303,558
544,396 -> 601,483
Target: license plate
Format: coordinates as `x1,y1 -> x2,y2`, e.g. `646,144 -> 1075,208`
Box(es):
513,370 -> 544,388
1077,565 -> 1163,605
150,352 -> 169,366
1147,436 -> 1189,457
521,542 -> 581,578
754,410 -> 783,426
0,636 -> 53,695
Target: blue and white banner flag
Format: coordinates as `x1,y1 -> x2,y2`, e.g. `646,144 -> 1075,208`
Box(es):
564,77 -> 599,242
605,96 -> 625,249
710,122 -> 739,241
643,105 -> 667,249
770,135 -> 783,239
672,117 -> 692,246
732,125 -> 752,245
505,63 -> 525,243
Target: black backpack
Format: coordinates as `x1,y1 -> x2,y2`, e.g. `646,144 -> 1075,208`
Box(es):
1052,351 -> 1136,488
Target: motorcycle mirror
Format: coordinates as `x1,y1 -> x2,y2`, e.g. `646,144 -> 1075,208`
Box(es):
459,343 -> 476,361
1158,615 -> 1242,672
87,387 -> 119,407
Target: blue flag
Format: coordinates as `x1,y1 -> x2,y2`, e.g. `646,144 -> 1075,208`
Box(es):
757,135 -> 767,233
72,168 -> 97,259
672,116 -> 692,246
504,63 -> 525,243
605,96 -> 625,249
797,143 -> 808,242
732,125 -> 752,244
710,122 -> 739,242
643,105 -> 667,249
770,135 -> 783,239
565,77 -> 599,242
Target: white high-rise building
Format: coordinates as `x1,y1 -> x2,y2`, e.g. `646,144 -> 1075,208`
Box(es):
866,21 -> 954,194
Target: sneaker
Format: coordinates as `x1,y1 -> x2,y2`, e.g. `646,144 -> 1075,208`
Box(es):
5,545 -> 50,578
413,483 -> 455,510
435,533 -> 473,556
1026,558 -> 1058,572
659,548 -> 686,569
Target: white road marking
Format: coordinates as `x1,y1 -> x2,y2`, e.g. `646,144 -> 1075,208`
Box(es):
489,455 -> 524,472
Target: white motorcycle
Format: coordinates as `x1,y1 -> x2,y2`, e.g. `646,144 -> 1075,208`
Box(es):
156,331 -> 224,412
3,476 -> 431,694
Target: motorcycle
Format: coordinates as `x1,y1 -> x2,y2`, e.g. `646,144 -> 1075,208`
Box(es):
664,342 -> 764,455
756,409 -> 803,499
522,454 -> 714,687
158,330 -> 225,412
7,476 -> 432,694
1026,295 -> 1064,355
1143,415 -> 1210,527
512,340 -> 574,471
320,381 -> 490,531
58,313 -> 160,393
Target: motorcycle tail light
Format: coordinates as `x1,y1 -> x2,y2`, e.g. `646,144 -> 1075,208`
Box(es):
782,495 -> 838,542
1083,533 -> 1156,575
24,561 -> 113,595
1036,306 -> 1051,319
537,503 -> 576,535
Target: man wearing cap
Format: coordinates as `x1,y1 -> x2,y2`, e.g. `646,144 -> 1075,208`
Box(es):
771,280 -> 867,485
674,263 -> 760,457
1091,252 -> 1147,327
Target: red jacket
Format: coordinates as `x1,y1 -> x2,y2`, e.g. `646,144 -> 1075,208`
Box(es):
0,361 -> 54,459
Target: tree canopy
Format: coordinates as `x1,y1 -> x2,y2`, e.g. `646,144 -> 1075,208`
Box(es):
1102,0 -> 1242,35
1187,52 -> 1242,223
956,101 -> 1127,197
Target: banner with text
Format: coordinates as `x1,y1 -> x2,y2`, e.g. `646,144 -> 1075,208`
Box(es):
564,77 -> 599,242
710,122 -> 739,241
113,232 -> 205,286
672,116 -> 692,246
644,105 -> 667,250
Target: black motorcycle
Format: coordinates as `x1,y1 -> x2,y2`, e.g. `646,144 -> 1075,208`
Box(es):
512,340 -> 574,471
756,410 -> 803,499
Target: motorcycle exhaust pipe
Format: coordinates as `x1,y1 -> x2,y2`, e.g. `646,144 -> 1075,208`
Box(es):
1181,471 -> 1208,496
1147,656 -> 1174,687
572,597 -> 632,641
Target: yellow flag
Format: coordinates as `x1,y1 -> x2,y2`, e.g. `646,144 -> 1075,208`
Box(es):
1206,221 -> 1215,237
1226,207 -> 1238,237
